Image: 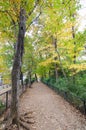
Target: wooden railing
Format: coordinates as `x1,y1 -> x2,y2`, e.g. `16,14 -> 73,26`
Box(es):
0,86 -> 11,109
0,84 -> 28,109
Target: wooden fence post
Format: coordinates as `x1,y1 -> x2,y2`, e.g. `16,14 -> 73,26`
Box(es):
83,100 -> 86,114
6,91 -> 8,109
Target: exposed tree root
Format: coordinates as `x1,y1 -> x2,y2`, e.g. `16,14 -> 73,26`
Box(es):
22,111 -> 33,117
4,123 -> 18,130
18,120 -> 30,130
1,111 -> 35,130
20,115 -> 35,124
24,116 -> 33,119
18,112 -> 35,130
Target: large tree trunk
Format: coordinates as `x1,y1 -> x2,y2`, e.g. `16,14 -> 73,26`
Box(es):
11,8 -> 26,124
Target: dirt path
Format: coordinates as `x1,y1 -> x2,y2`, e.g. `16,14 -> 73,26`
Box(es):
19,82 -> 86,130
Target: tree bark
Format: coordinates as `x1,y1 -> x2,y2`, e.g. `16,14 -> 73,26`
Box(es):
11,8 -> 26,124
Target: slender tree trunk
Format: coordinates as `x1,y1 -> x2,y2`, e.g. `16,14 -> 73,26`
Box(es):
56,49 -> 67,80
35,73 -> 38,82
29,72 -> 32,87
53,37 -> 67,80
72,25 -> 76,64
72,25 -> 76,83
11,8 -> 26,124
49,70 -> 51,78
68,5 -> 76,83
21,72 -> 24,86
20,71 -> 24,94
53,37 -> 58,81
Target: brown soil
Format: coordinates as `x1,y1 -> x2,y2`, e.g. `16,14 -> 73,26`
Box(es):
19,82 -> 86,130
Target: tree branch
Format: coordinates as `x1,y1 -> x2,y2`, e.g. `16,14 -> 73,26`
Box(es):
28,0 -> 39,17
26,11 -> 42,30
0,10 -> 16,25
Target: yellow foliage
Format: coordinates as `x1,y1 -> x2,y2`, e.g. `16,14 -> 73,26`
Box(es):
70,63 -> 86,73
39,58 -> 53,66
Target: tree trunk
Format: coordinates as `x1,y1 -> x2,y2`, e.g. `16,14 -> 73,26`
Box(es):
20,71 -> 24,94
72,25 -> 76,64
35,73 -> 38,82
11,8 -> 26,124
49,70 -> 51,78
29,72 -> 32,88
71,20 -> 76,84
53,37 -> 58,81
20,71 -> 24,86
56,49 -> 67,80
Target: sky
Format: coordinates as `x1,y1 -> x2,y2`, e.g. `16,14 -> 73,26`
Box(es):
78,0 -> 86,31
